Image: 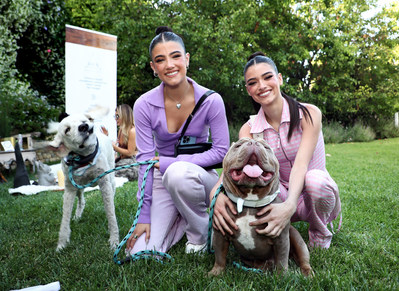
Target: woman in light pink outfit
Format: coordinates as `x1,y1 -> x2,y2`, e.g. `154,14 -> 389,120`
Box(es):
211,52 -> 341,248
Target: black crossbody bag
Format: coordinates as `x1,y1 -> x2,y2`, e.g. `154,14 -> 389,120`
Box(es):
174,90 -> 223,170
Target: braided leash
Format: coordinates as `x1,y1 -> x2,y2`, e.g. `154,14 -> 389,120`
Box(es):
67,159 -> 173,265
112,160 -> 172,265
68,158 -> 263,270
68,159 -> 157,189
207,183 -> 264,274
207,183 -> 223,254
233,262 -> 264,274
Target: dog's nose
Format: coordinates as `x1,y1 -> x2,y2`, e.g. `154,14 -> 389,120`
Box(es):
78,123 -> 89,133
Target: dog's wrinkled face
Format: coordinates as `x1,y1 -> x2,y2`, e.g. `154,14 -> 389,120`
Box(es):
223,138 -> 279,200
49,113 -> 97,156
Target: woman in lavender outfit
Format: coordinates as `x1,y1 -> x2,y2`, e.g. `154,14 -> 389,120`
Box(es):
126,26 -> 229,255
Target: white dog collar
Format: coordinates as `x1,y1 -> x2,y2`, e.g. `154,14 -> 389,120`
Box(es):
225,189 -> 280,213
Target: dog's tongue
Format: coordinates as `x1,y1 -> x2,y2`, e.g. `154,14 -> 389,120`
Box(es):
243,164 -> 263,178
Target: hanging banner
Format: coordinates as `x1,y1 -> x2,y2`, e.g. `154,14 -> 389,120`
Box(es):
65,24 -> 117,140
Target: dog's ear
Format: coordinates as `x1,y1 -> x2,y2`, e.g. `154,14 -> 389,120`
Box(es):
47,121 -> 60,134
49,132 -> 63,148
46,120 -> 69,157
58,112 -> 69,122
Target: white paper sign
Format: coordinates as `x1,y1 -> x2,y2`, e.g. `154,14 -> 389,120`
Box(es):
65,25 -> 117,141
1,141 -> 14,151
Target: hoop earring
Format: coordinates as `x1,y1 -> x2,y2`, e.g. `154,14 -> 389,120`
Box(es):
153,72 -> 158,78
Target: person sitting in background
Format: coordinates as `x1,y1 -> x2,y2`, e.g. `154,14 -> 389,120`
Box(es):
102,104 -> 138,181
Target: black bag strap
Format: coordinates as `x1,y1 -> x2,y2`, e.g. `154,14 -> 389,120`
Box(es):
178,90 -> 215,141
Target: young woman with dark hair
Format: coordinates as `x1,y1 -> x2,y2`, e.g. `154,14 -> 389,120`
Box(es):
211,52 -> 341,249
126,26 -> 230,254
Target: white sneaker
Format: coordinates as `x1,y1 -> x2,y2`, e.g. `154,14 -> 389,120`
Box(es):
185,241 -> 207,254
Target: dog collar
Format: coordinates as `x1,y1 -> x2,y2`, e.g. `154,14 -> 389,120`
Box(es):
225,189 -> 280,213
65,139 -> 101,176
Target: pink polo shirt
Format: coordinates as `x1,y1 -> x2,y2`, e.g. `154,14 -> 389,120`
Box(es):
248,98 -> 327,189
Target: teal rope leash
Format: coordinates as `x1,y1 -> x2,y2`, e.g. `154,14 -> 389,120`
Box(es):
68,158 -> 264,270
68,160 -> 156,189
112,160 -> 172,265
67,159 -> 172,265
207,183 -> 264,274
207,183 -> 224,254
233,262 -> 264,274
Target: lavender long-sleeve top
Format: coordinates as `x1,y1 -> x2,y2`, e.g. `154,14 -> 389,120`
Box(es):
133,77 -> 230,223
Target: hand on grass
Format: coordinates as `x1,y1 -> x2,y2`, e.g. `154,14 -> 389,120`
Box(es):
126,223 -> 150,252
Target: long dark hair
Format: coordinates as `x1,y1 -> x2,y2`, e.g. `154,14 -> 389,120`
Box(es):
149,26 -> 186,59
245,52 -> 313,141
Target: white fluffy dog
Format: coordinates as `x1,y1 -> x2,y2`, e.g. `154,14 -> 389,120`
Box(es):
48,106 -> 119,251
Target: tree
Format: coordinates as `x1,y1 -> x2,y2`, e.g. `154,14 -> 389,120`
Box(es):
15,0 -> 68,106
3,0 -> 398,137
0,0 -> 60,137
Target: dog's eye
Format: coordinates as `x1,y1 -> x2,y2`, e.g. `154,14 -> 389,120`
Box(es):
64,127 -> 70,134
88,117 -> 94,122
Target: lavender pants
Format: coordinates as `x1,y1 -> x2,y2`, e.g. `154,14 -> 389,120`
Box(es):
129,161 -> 219,254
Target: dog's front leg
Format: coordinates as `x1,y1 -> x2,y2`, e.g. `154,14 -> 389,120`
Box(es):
208,230 -> 230,276
273,226 -> 290,274
99,179 -> 119,249
57,188 -> 76,251
73,189 -> 85,220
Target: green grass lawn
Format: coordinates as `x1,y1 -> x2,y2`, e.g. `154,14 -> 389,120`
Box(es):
1,138 -> 398,290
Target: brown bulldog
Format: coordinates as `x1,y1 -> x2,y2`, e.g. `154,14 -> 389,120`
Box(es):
209,138 -> 312,276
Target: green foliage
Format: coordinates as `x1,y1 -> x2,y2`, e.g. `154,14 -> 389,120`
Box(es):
15,0 -> 68,106
1,139 -> 399,290
0,80 -> 58,137
64,0 -> 399,132
2,0 -> 399,138
346,122 -> 376,142
372,117 -> 399,139
323,121 -> 377,143
323,121 -> 348,144
0,0 -> 65,137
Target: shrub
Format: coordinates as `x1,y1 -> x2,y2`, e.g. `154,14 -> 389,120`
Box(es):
0,0 -> 65,138
372,118 -> 399,139
228,123 -> 242,143
323,122 -> 347,144
346,122 -> 376,142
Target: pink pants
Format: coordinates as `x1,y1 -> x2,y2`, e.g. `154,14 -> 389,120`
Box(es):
280,169 -> 341,248
129,161 -> 219,254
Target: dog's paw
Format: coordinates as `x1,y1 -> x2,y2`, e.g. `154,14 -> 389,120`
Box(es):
56,244 -> 65,252
72,213 -> 83,221
109,237 -> 119,250
208,266 -> 225,277
301,265 -> 314,277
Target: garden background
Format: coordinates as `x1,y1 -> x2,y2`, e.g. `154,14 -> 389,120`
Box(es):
1,0 -> 398,140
